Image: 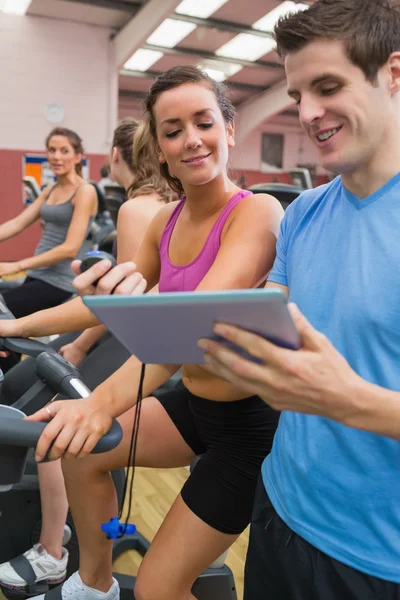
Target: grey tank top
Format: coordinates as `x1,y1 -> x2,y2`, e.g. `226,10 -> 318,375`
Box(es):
27,185 -> 94,293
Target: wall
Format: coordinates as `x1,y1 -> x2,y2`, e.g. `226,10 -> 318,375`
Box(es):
0,12 -> 117,259
118,101 -> 143,122
0,12 -> 117,152
229,119 -> 330,185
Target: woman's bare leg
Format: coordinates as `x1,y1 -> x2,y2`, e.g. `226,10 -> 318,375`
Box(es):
134,494 -> 240,600
61,397 -> 196,592
38,461 -> 69,559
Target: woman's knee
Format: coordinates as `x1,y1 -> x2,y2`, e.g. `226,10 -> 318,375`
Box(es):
61,453 -> 105,484
134,572 -> 192,600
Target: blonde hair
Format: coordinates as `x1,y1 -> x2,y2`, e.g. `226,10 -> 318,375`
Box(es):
127,119 -> 173,203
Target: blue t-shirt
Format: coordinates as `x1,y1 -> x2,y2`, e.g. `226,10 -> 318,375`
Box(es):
264,173 -> 400,582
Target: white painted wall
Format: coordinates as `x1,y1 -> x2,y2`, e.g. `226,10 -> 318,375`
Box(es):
0,12 -> 118,153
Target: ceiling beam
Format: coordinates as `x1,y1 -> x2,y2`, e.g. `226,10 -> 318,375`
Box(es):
118,88 -> 260,108
143,43 -> 283,70
114,0 -> 182,68
235,80 -> 295,143
120,68 -> 269,93
169,12 -> 275,38
65,0 -> 142,11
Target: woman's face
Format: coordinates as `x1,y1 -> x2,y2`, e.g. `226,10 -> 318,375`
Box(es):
154,83 -> 234,190
47,135 -> 81,176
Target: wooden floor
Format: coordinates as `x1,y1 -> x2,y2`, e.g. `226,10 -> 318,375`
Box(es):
114,466 -> 249,600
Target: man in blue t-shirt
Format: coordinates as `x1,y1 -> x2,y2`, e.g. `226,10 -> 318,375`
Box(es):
200,0 -> 400,598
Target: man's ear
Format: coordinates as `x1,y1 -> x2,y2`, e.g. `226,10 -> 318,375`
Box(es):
387,52 -> 400,96
227,121 -> 235,148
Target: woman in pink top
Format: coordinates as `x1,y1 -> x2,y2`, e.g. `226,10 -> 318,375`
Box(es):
28,66 -> 284,600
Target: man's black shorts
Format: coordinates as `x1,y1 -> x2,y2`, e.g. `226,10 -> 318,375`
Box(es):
244,476 -> 400,600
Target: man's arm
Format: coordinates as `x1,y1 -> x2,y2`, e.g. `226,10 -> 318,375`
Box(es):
344,380 -> 400,441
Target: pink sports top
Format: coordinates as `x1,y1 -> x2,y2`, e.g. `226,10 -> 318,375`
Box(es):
158,189 -> 252,293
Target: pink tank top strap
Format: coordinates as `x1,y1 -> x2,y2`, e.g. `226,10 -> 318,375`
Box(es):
210,189 -> 253,252
159,198 -> 185,260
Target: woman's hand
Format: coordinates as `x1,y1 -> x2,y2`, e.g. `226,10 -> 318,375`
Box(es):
26,397 -> 113,462
59,342 -> 87,367
71,259 -> 147,297
0,262 -> 21,277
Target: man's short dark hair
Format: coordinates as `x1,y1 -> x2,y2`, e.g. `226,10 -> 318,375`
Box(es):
274,0 -> 400,83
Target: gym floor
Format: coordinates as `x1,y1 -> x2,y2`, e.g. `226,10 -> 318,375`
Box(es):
0,469 -> 249,600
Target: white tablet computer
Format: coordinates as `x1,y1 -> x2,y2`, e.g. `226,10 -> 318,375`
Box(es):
83,289 -> 300,364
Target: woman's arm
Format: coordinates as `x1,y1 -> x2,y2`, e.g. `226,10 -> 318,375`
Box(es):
31,357 -> 181,461
59,324 -> 107,366
0,186 -> 50,243
196,193 -> 283,292
16,184 -> 97,272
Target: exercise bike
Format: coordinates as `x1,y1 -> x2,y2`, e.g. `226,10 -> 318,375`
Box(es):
0,334 -> 123,600
0,306 -> 238,600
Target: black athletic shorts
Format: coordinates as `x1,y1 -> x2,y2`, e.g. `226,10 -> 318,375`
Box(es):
153,380 -> 279,535
244,476 -> 400,600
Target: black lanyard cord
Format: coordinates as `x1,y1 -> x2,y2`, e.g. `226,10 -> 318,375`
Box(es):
117,362 -> 146,536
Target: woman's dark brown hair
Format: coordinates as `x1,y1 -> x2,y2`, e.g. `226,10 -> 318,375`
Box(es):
45,127 -> 84,175
144,65 -> 236,197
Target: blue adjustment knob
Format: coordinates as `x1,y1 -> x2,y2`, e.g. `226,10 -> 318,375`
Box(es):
101,517 -> 136,539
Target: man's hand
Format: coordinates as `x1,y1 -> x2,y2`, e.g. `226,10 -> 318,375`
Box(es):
198,303 -> 363,423
26,397 -> 113,461
71,259 -> 147,297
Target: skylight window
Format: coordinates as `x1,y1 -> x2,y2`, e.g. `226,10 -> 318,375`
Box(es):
147,18 -> 196,48
253,2 -> 309,32
202,68 -> 226,82
124,49 -> 163,72
199,59 -> 242,81
0,0 -> 32,15
215,2 -> 309,62
216,34 -> 276,62
175,0 -> 229,19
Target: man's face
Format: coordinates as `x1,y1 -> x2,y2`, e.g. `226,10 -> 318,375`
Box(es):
285,39 -> 391,175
